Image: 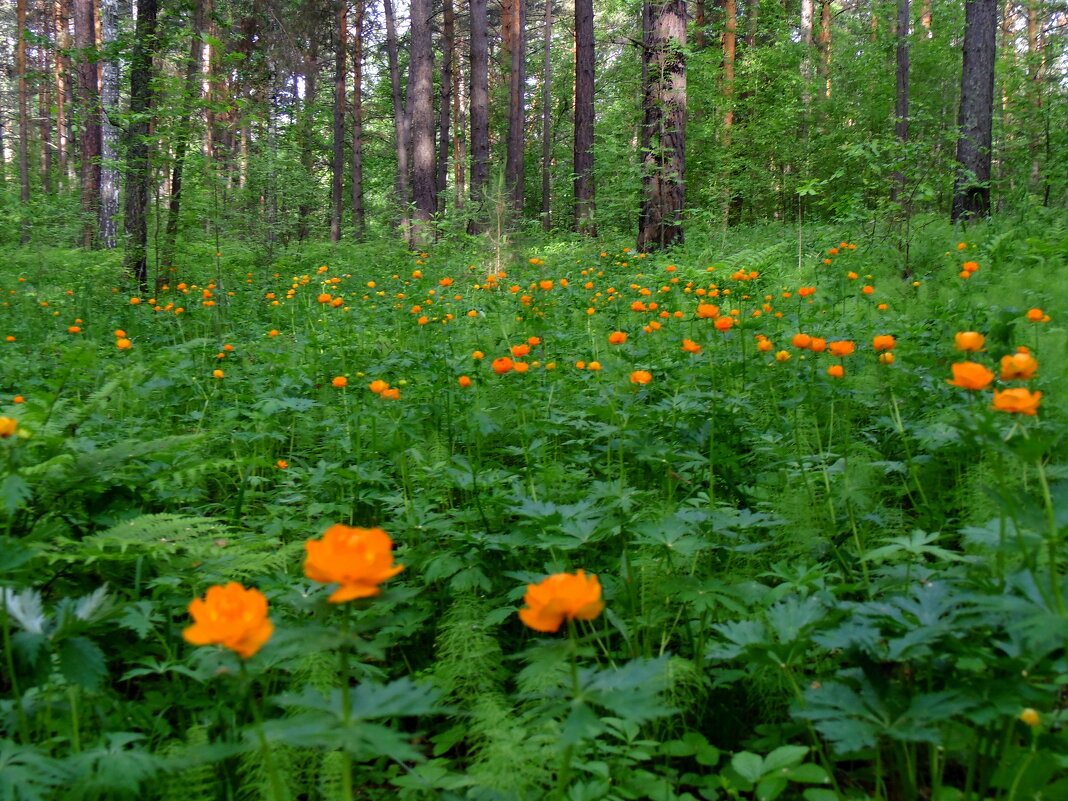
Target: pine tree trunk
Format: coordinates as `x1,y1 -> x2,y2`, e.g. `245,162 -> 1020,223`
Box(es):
574,0 -> 596,235
818,0 -> 831,100
540,0 -> 553,231
952,0 -> 997,222
437,0 -> 455,204
331,0 -> 347,242
637,0 -> 687,252
384,0 -> 411,240
504,0 -> 526,212
37,3 -> 54,196
54,0 -> 70,186
468,0 -> 490,233
1026,0 -> 1043,195
452,24 -> 466,210
17,0 -> 30,245
351,0 -> 365,239
410,0 -> 437,243
891,0 -> 909,205
722,0 -> 736,141
122,0 -> 158,287
73,0 -> 101,248
99,0 -> 120,248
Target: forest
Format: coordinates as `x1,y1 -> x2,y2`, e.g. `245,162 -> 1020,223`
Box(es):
2,0 -> 1068,799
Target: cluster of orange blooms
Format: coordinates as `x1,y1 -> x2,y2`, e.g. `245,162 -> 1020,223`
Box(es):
184,522 -> 603,657
947,332 -> 1042,415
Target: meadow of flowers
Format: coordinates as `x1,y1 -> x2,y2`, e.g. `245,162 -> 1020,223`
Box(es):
1,217 -> 1067,800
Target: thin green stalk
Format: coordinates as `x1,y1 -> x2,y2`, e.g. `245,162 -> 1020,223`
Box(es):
1,598 -> 30,743
239,662 -> 288,801
555,622 -> 583,800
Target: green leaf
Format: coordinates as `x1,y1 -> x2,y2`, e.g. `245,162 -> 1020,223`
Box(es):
58,636 -> 108,690
784,764 -> 830,783
756,775 -> 789,801
0,739 -> 70,801
763,745 -> 809,773
731,751 -> 765,783
1,474 -> 32,516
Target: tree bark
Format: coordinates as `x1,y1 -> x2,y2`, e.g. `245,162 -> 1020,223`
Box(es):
540,0 -> 553,230
331,0 -> 347,242
410,0 -> 436,243
351,0 -> 365,239
1026,0 -> 1044,195
637,0 -> 687,252
37,2 -> 54,196
574,0 -> 596,235
384,0 -> 411,240
54,0 -> 70,186
818,0 -> 831,100
722,0 -> 737,141
73,0 -> 101,248
468,0 -> 490,233
99,0 -> 120,248
503,0 -> 526,212
951,0 -> 997,222
437,0 -> 456,204
452,22 -> 466,210
891,0 -> 909,205
122,0 -> 158,287
801,0 -> 814,112
17,0 -> 30,244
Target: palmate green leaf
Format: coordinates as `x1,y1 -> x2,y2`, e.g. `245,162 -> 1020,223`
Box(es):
579,655 -> 675,724
66,733 -> 166,800
0,739 -> 71,801
58,636 -> 108,690
1,474 -> 31,517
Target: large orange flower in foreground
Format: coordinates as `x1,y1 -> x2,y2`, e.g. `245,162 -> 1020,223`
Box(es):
304,524 -> 405,603
947,362 -> 994,390
992,388 -> 1042,415
183,583 -> 274,658
518,570 -> 604,633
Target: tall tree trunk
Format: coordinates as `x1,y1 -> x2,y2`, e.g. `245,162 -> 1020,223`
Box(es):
891,0 -> 910,205
637,0 -> 687,252
468,0 -> 490,233
122,0 -> 158,287
37,3 -> 54,196
437,0 -> 455,203
800,0 -> 814,112
99,0 -> 120,248
574,0 -> 596,235
540,0 -> 553,231
331,0 -> 347,242
503,0 -> 526,212
161,0 -> 205,273
297,44 -> 319,242
920,0 -> 932,34
384,0 -> 411,240
54,0 -> 70,186
452,23 -> 466,210
410,0 -> 436,243
694,0 -> 705,49
1026,0 -> 1043,195
17,0 -> 30,244
351,0 -> 365,239
817,0 -> 831,101
951,0 -> 997,222
73,0 -> 101,248
722,0 -> 737,142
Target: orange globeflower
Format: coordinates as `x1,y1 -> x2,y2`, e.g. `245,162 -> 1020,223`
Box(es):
1026,308 -> 1050,323
13,396 -> 24,404
492,356 -> 514,374
116,338 -> 132,350
714,317 -> 734,331
368,379 -> 389,394
962,261 -> 979,273
380,387 -> 401,399
954,332 -> 985,352
472,350 -> 485,360
458,375 -> 472,388
798,287 -> 816,298
992,388 -> 1042,415
587,361 -> 602,371
276,460 -> 288,469
681,339 -> 701,354
630,370 -> 652,384
862,285 -> 875,295
879,352 -> 895,365
809,338 -> 827,353
0,417 -> 17,438
791,333 -> 812,349
608,331 -> 627,345
1000,352 -> 1038,381
947,362 -> 995,390
304,524 -> 404,603
332,376 -> 348,388
511,343 -> 531,357
183,583 -> 274,658
518,570 -> 604,633
872,335 -> 896,352
775,350 -> 792,362
696,303 -> 719,319
828,341 -> 855,357
513,361 -> 530,373
213,369 -> 225,379
827,365 -> 844,378
757,340 -> 773,352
